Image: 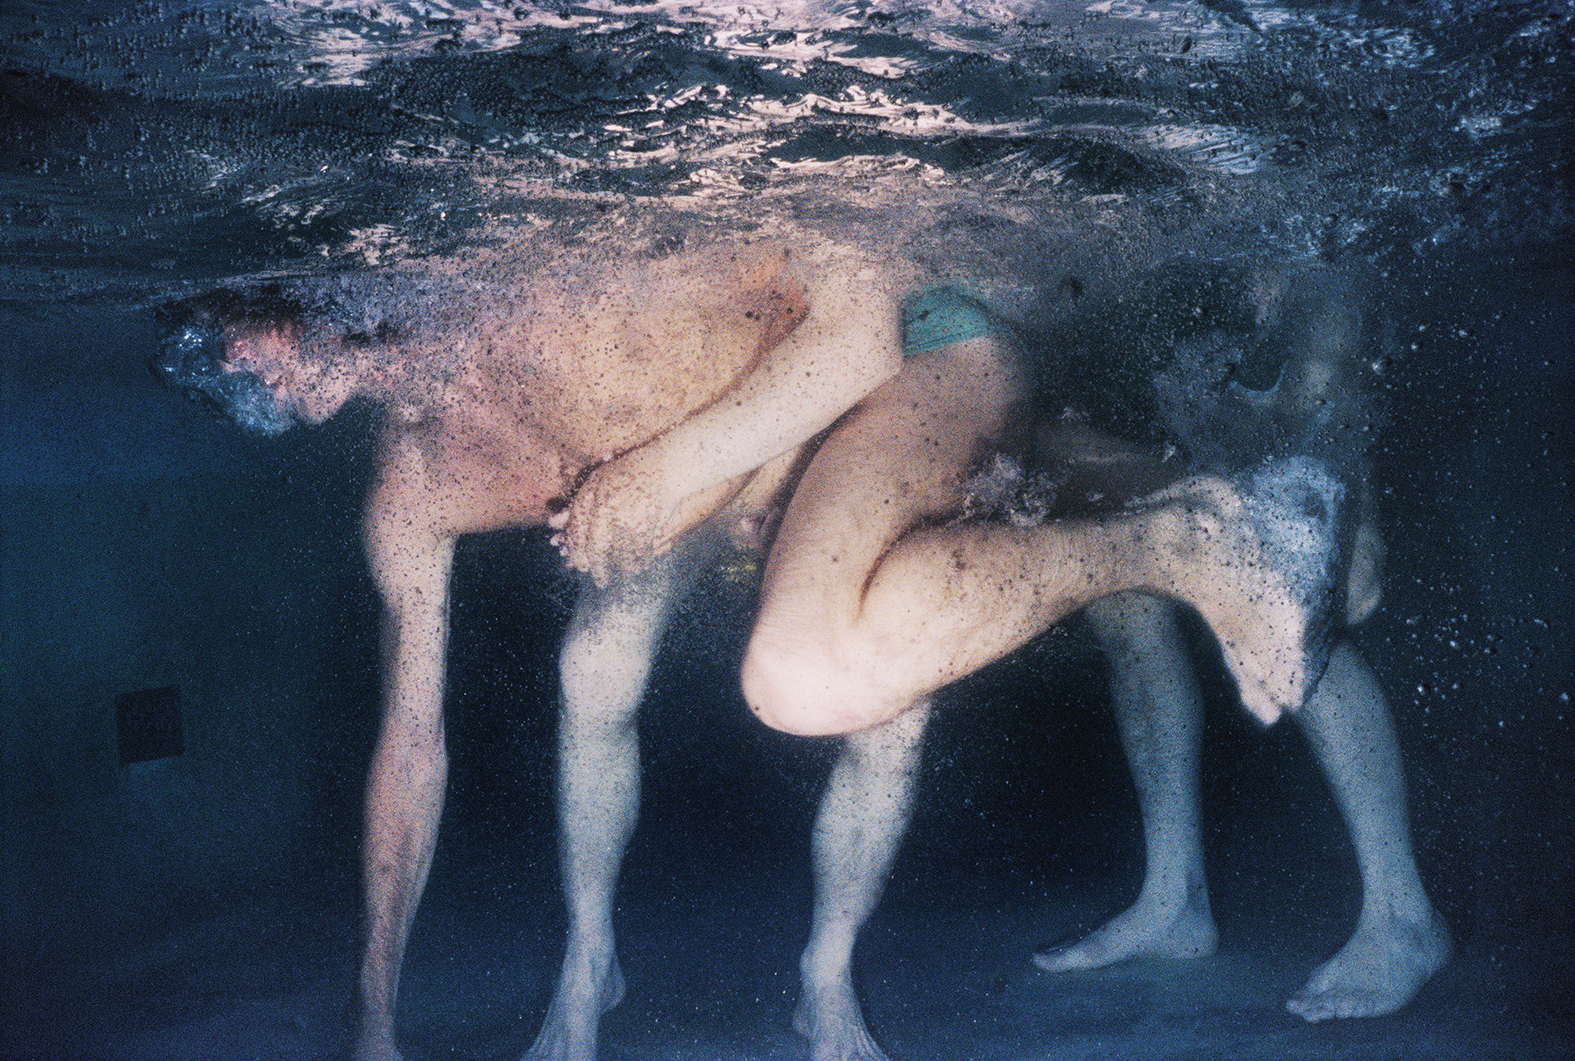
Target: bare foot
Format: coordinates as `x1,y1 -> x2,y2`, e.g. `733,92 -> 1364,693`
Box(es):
1158,457 -> 1344,725
352,1036 -> 403,1061
794,976 -> 890,1061
1286,908 -> 1451,1022
1033,896 -> 1217,973
522,952 -> 626,1061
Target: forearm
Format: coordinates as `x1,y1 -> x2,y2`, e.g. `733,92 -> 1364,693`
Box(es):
643,295 -> 903,498
556,268 -> 905,585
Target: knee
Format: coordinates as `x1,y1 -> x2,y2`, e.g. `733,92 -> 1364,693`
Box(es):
740,634 -> 903,737
559,623 -> 657,728
739,641 -> 831,735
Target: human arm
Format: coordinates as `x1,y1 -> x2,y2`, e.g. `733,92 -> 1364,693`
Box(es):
556,269 -> 904,586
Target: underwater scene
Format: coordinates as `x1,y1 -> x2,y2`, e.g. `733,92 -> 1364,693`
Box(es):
1,1 -> 1570,1059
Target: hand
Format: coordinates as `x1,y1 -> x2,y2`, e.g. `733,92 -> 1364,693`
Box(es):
549,448 -> 682,588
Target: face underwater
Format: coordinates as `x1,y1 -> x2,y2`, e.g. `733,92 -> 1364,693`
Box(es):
154,303 -> 298,437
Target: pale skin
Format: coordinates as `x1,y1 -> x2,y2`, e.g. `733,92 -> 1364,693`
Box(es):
1023,263 -> 1447,1020
739,260 -> 1443,1037
218,240 -> 926,1061
724,327 -> 1340,1060
540,531 -> 931,1061
1031,488 -> 1449,1021
200,241 -> 1337,1061
736,333 -> 1330,738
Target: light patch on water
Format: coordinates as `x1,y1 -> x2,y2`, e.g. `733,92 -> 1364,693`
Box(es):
238,177 -> 345,228
699,21 -> 923,79
1135,122 -> 1266,175
342,225 -> 410,266
1455,98 -> 1538,140
268,0 -> 577,85
624,81 -> 1058,155
1457,113 -> 1504,138
227,0 -> 1267,86
764,154 -> 945,182
1318,22 -> 1434,68
191,153 -> 252,194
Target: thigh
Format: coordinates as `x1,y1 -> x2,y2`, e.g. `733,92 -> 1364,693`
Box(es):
754,335 -> 1030,639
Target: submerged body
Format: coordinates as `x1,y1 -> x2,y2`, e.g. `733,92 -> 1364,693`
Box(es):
159,237 -> 1341,1061
165,237 -> 913,1061
1029,264 -> 1449,1022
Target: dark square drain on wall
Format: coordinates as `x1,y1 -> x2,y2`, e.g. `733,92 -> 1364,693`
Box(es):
116,686 -> 185,765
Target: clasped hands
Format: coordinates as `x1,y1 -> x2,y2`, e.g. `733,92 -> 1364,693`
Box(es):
549,444 -> 689,588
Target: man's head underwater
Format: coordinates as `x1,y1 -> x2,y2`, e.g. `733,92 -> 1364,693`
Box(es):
154,288 -> 304,436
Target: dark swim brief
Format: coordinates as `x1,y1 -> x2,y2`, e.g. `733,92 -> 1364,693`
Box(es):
901,285 -> 997,357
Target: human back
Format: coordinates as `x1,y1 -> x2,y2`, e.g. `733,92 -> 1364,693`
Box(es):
455,240 -> 820,468
315,237 -> 886,542
159,224 -> 910,573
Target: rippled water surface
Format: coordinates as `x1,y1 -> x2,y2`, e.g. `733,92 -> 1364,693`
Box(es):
3,0 -> 1566,300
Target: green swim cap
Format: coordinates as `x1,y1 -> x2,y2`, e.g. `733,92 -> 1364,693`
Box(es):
902,285 -> 996,357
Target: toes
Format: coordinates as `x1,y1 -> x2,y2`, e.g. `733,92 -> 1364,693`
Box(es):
1032,946 -> 1090,973
1286,988 -> 1348,1022
1030,930 -> 1101,972
1286,996 -> 1333,1023
1288,987 -> 1399,1023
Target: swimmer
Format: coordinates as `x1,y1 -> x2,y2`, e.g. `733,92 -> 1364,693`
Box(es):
1024,464 -> 1450,1021
1043,598 -> 1453,1021
158,244 -> 1340,1061
731,281 -> 1347,1059
1028,264 -> 1449,1022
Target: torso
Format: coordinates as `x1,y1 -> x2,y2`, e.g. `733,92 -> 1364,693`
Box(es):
366,240 -> 817,541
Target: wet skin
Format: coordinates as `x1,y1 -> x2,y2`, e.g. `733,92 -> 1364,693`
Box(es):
165,240 -> 915,1061
1030,266 -> 1449,1021
160,241 -> 1341,1061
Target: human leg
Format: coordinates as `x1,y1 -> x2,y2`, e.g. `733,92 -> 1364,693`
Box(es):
525,544 -> 697,1061
1034,592 -> 1217,972
741,338 -> 1342,735
1285,641 -> 1450,1020
355,701 -> 447,1061
355,535 -> 455,1061
739,331 -> 1025,734
1031,591 -> 1445,1016
795,702 -> 931,1061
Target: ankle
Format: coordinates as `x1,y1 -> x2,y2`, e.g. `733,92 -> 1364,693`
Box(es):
800,943 -> 855,990
1363,888 -> 1437,929
1136,863 -> 1210,914
561,935 -> 616,977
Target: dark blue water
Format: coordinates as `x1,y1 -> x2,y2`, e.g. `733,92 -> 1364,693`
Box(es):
1,2 -> 1570,1059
